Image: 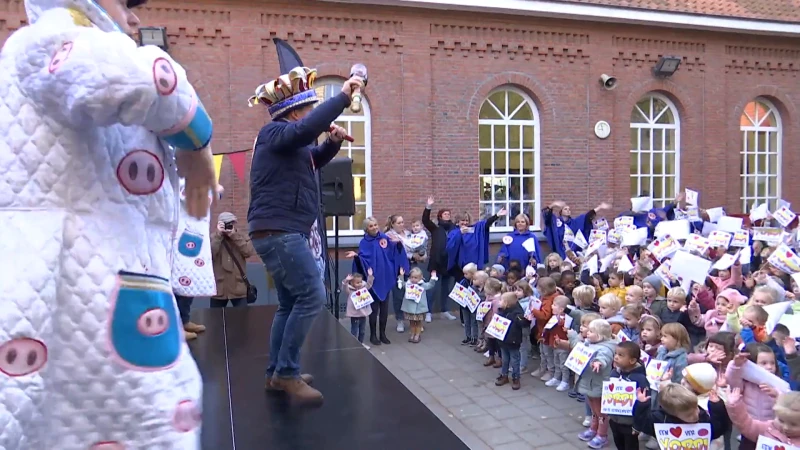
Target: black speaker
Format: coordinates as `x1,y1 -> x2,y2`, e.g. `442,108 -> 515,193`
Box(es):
320,157 -> 355,217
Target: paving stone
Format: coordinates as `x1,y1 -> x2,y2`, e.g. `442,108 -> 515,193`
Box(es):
478,426 -> 519,446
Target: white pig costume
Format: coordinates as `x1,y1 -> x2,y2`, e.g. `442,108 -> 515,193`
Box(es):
0,0 -> 211,448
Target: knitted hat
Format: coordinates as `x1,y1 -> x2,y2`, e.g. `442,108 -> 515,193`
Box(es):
682,363 -> 717,395
717,288 -> 747,307
492,264 -> 506,276
643,274 -> 663,294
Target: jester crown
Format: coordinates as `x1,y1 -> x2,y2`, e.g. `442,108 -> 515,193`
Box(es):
248,66 -> 318,119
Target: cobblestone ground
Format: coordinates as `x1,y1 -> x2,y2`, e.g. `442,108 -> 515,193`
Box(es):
344,315 -> 611,450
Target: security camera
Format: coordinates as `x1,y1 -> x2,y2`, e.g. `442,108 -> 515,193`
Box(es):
600,74 -> 617,91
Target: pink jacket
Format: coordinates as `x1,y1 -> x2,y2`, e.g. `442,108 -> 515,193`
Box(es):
343,276 -> 374,318
727,395 -> 800,445
725,360 -> 776,421
709,264 -> 742,292
703,309 -> 727,336
483,294 -> 502,326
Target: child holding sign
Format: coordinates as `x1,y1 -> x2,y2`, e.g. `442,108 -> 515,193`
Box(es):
482,277 -> 505,368
398,267 -> 438,344
531,277 -> 558,381
727,388 -> 800,448
494,292 -> 531,390
343,269 -> 375,344
543,296 -> 572,391
607,341 -> 651,450
576,319 -> 618,449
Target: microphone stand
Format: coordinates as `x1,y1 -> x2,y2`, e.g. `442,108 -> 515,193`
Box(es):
333,216 -> 341,319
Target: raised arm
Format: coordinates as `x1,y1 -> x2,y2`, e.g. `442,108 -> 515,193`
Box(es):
258,93 -> 351,154
17,15 -> 210,151
422,196 -> 438,232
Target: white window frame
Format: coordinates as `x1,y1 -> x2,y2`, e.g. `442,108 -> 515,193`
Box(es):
316,80 -> 372,236
478,86 -> 541,231
629,93 -> 681,207
740,97 -> 782,212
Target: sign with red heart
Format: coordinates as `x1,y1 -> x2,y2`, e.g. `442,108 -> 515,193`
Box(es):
600,379 -> 636,416
653,423 -> 711,450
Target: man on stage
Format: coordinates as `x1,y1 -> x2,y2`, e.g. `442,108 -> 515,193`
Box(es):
247,67 -> 362,405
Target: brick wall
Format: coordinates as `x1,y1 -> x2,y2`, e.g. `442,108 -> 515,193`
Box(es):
4,0 -> 800,253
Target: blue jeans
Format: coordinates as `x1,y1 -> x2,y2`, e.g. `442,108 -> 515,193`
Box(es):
462,307 -> 477,339
350,317 -> 366,342
174,295 -> 193,325
431,274 -> 455,313
500,345 -> 521,379
253,233 -> 326,379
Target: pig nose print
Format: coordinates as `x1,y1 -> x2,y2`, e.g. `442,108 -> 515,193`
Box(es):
116,150 -> 164,195
185,242 -> 196,250
173,400 -> 201,432
48,41 -> 73,73
153,57 -> 177,96
89,442 -> 125,450
137,308 -> 169,336
0,338 -> 48,377
178,276 -> 192,287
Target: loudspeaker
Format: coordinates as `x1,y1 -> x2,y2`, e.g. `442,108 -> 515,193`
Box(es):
320,157 -> 355,217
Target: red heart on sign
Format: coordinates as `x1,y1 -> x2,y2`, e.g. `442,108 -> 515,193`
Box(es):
787,251 -> 794,258
625,386 -> 634,392
693,235 -> 700,240
669,426 -> 682,438
608,383 -> 615,392
775,445 -> 786,450
698,429 -> 709,437
656,362 -> 662,370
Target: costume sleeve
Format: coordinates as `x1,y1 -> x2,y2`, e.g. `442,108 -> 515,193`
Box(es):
496,244 -> 509,264
18,24 -> 211,151
422,207 -> 437,233
311,138 -> 344,169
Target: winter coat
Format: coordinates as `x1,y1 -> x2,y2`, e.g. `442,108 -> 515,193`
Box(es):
655,346 -> 689,383
634,392 -> 727,441
497,303 -> 530,348
727,394 -> 800,445
576,338 -> 618,398
725,360 -> 776,422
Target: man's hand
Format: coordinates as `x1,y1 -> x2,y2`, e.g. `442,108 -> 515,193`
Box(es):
177,147 -> 216,219
328,124 -> 348,143
341,76 -> 364,97
216,221 -> 232,235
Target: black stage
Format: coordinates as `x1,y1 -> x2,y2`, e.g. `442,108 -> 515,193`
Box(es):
189,305 -> 470,450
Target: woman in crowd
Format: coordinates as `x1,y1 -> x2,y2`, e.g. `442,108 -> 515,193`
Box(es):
422,196 -> 458,322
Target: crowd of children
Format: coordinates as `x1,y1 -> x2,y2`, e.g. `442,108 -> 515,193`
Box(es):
342,195 -> 800,449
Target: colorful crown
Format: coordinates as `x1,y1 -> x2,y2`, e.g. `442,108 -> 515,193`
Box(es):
248,66 -> 318,118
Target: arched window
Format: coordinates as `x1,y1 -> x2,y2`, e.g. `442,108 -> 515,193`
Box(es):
740,98 -> 782,211
478,87 -> 540,229
629,93 -> 680,207
314,80 -> 371,235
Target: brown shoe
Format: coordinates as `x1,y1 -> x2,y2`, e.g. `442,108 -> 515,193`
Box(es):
184,322 -> 206,333
493,359 -> 503,369
270,376 -> 323,406
483,357 -> 496,367
183,330 -> 197,341
266,373 -> 314,391
512,378 -> 521,390
495,375 -> 509,386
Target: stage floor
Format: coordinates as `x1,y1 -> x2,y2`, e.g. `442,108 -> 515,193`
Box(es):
188,305 -> 470,450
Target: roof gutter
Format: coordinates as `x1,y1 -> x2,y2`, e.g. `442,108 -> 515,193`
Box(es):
321,0 -> 800,37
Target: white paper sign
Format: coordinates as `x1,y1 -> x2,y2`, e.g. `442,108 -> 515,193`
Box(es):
593,217 -> 609,231
406,283 -> 424,303
600,380 -> 637,416
589,229 -> 607,244
717,216 -> 744,233
712,252 -> 738,271
685,189 -> 699,206
730,229 -> 749,247
670,250 -> 712,284
565,342 -> 596,375
741,359 -> 790,393
485,315 -> 512,340
350,289 -> 374,310
706,207 -> 725,223
653,423 -> 711,450
631,196 -> 654,213
617,255 -> 634,273
648,235 -> 681,261
449,284 -> 469,307
622,227 -> 648,247
476,301 -> 492,321
573,230 -> 589,249
768,244 -> 800,274
614,216 -> 634,229
708,230 -> 733,248
750,202 -> 770,223
684,234 -> 711,254
646,359 -> 669,389
756,436 -> 800,450
655,220 -> 691,241
774,206 -> 797,228
521,237 -> 537,253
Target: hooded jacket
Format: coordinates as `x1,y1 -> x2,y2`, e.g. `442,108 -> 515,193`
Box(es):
576,337 -> 618,398
0,0 -> 209,448
497,302 -> 530,348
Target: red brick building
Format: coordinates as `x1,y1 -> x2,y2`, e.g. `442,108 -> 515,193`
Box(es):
3,0 -> 800,248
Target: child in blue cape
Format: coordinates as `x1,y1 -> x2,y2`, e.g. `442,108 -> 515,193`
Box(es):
542,200 -> 611,258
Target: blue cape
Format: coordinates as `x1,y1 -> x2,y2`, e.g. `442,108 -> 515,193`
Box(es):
445,220 -> 490,271
497,230 -> 542,269
542,209 -> 593,258
353,231 -> 409,301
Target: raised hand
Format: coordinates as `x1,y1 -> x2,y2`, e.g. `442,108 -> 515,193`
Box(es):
497,207 -> 508,217
784,337 -> 798,355
636,388 -> 650,403
760,384 -> 779,399
733,352 -> 750,367
727,387 -> 742,404
367,268 -> 373,276
431,270 -> 437,278
591,361 -> 602,373
427,196 -> 435,206
345,274 -> 353,281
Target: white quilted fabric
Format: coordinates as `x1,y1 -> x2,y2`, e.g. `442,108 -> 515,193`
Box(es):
171,179 -> 216,297
0,2 -> 203,449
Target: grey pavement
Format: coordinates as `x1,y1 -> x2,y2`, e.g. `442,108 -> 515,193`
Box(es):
341,315 -> 596,450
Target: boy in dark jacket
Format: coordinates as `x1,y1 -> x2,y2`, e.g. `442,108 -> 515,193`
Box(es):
633,382 -> 727,447
608,341 -> 650,450
494,292 -> 530,390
